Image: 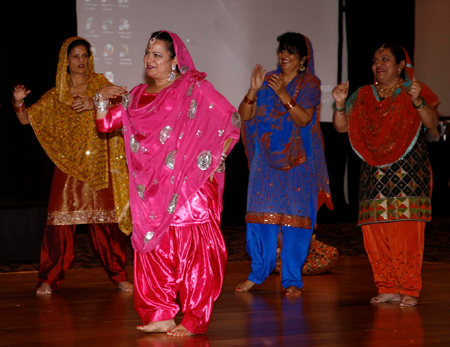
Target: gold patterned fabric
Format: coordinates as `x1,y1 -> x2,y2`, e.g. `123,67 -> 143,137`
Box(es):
245,212 -> 311,229
28,37 -> 132,234
275,234 -> 339,275
47,166 -> 118,225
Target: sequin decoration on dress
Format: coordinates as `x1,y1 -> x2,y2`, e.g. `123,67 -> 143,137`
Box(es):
159,126 -> 173,145
197,150 -> 212,170
165,150 -> 177,170
188,99 -> 197,119
130,134 -> 140,153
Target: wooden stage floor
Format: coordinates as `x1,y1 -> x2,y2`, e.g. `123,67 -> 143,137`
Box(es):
1,256 -> 449,346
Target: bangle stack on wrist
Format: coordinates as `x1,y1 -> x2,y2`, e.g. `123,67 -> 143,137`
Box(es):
413,97 -> 426,110
94,93 -> 110,112
12,99 -> 26,113
216,153 -> 227,173
283,98 -> 297,110
333,102 -> 346,114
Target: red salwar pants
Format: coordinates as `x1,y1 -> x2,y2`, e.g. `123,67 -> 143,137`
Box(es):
37,223 -> 128,290
134,179 -> 227,334
362,221 -> 425,297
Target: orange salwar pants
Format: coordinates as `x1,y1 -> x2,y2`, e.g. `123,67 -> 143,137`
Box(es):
362,221 -> 425,297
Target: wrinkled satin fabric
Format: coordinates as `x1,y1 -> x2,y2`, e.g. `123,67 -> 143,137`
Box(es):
133,178 -> 226,334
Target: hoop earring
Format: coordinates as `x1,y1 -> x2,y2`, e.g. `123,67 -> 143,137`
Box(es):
168,64 -> 176,82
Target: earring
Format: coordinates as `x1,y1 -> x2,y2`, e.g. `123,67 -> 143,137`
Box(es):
168,64 -> 176,82
299,62 -> 305,72
397,68 -> 401,77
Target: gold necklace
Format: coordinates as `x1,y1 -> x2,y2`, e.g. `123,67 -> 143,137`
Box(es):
375,78 -> 403,98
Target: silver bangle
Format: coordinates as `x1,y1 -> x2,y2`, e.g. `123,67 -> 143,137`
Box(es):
94,93 -> 110,112
217,153 -> 227,173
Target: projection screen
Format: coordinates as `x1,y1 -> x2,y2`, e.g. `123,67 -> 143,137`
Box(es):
77,0 -> 340,122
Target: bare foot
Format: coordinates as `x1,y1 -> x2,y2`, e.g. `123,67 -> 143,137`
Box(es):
118,281 -> 133,292
370,293 -> 401,304
36,283 -> 52,295
285,286 -> 302,296
400,295 -> 418,307
137,319 -> 176,333
235,280 -> 256,292
167,324 -> 194,337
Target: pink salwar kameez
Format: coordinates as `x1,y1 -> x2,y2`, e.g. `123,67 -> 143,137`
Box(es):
96,31 -> 240,333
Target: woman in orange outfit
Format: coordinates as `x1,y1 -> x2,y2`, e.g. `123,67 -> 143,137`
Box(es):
332,42 -> 440,306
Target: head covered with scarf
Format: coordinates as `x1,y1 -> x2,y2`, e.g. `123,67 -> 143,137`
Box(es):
27,37 -> 132,234
346,42 -> 440,167
121,31 -> 240,253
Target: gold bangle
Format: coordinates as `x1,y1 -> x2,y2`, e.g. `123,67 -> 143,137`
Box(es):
283,98 -> 296,110
243,95 -> 256,105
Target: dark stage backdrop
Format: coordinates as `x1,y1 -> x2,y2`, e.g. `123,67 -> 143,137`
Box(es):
0,1 -> 77,202
1,0 -> 432,229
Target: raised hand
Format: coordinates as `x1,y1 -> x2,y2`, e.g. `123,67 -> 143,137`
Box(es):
332,81 -> 349,104
72,94 -> 94,113
250,64 -> 266,92
267,74 -> 287,96
408,76 -> 422,103
13,85 -> 31,103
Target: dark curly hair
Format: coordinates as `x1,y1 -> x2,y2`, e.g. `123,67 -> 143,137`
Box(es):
277,32 -> 308,68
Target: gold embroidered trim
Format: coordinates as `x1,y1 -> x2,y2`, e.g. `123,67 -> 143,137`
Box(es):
47,211 -> 117,225
245,212 -> 311,229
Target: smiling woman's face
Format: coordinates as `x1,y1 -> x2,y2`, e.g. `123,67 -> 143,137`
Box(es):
143,39 -> 177,81
372,46 -> 404,86
278,48 -> 303,74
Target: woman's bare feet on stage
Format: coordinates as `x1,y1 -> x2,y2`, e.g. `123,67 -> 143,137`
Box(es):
36,283 -> 52,295
137,319 -> 176,333
167,324 -> 194,337
400,295 -> 418,307
285,286 -> 302,296
118,281 -> 133,292
370,293 -> 401,304
235,280 -> 256,292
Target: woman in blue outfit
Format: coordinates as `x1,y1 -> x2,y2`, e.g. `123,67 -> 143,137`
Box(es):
235,32 -> 332,295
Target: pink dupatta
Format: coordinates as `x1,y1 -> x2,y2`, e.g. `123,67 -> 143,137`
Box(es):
111,32 -> 240,253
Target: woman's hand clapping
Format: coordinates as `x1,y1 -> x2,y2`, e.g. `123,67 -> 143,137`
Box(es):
267,74 -> 288,96
250,64 -> 266,92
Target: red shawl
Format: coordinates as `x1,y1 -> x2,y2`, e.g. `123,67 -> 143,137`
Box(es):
347,48 -> 440,167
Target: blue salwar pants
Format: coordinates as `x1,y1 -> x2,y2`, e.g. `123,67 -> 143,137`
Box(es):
246,222 -> 313,289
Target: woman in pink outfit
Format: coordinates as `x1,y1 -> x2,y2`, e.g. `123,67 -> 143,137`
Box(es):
95,30 -> 240,336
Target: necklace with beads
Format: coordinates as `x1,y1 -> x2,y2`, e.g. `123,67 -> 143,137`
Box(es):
375,78 -> 403,98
